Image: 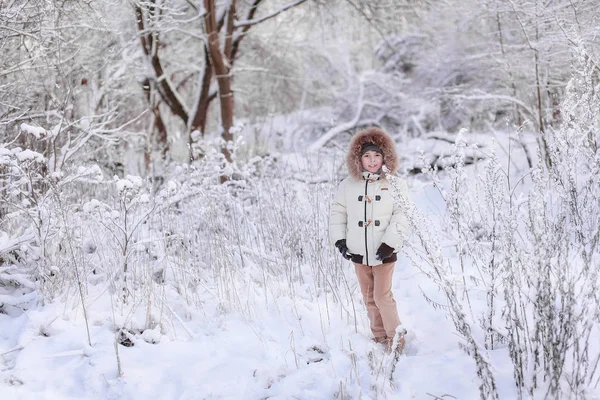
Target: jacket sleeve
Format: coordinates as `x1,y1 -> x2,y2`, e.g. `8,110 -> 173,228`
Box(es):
329,179 -> 348,244
381,177 -> 410,251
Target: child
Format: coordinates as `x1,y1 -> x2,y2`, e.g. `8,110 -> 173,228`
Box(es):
329,127 -> 409,353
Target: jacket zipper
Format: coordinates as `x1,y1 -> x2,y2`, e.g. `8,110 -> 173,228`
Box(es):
364,179 -> 369,266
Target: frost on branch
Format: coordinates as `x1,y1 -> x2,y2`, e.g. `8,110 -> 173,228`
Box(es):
20,123 -> 47,140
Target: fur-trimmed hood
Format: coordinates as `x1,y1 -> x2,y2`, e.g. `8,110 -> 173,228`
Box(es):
346,127 -> 398,180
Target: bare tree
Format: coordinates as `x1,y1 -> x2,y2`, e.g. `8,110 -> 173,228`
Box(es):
133,0 -> 309,166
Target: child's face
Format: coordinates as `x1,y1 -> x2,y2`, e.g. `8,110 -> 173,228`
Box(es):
361,150 -> 383,173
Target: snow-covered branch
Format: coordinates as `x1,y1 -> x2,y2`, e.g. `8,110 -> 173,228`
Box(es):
449,91 -> 537,120
234,0 -> 308,28
308,73 -> 370,152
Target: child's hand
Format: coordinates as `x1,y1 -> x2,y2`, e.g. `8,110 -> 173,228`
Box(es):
375,243 -> 394,261
335,239 -> 353,260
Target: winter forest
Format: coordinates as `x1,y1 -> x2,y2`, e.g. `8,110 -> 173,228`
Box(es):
1,0 -> 600,399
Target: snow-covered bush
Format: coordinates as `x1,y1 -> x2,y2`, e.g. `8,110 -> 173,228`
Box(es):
0,123 -> 109,309
0,142 -> 48,312
388,50 -> 600,399
0,231 -> 37,315
153,144 -> 346,305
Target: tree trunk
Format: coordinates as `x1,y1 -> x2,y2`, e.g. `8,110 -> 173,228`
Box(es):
494,9 -> 522,127
142,80 -> 169,171
204,0 -> 235,165
136,3 -> 176,165
190,46 -> 213,136
188,46 -> 214,161
533,11 -> 551,169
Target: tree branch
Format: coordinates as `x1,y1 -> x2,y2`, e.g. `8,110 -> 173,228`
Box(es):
204,0 -> 234,164
189,45 -> 213,134
224,1 -> 236,63
309,73 -> 370,151
230,0 -> 263,61
134,3 -> 189,123
234,0 -> 308,28
134,5 -> 150,56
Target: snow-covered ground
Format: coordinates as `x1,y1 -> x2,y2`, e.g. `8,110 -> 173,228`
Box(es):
0,173 -> 468,400
0,247 -> 484,399
0,177 -> 511,400
2,128 -> 599,400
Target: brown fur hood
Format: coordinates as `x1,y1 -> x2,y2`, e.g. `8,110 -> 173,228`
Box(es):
346,127 -> 399,180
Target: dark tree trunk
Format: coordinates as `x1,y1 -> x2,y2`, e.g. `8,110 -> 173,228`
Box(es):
204,0 -> 235,165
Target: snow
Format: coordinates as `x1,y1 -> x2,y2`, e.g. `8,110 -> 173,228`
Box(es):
115,179 -> 134,192
115,175 -> 144,193
20,123 -> 46,139
0,171 -> 497,400
1,130 -> 599,400
0,291 -> 37,308
0,147 -> 13,159
76,165 -> 104,182
165,180 -> 179,195
2,1 -> 600,397
1,250 -> 487,400
13,149 -> 45,163
0,232 -> 35,260
82,199 -> 104,213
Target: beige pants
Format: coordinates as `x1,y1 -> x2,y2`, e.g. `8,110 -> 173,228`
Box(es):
355,262 -> 400,339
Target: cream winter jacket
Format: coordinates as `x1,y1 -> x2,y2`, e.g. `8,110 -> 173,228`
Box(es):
329,127 -> 409,266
